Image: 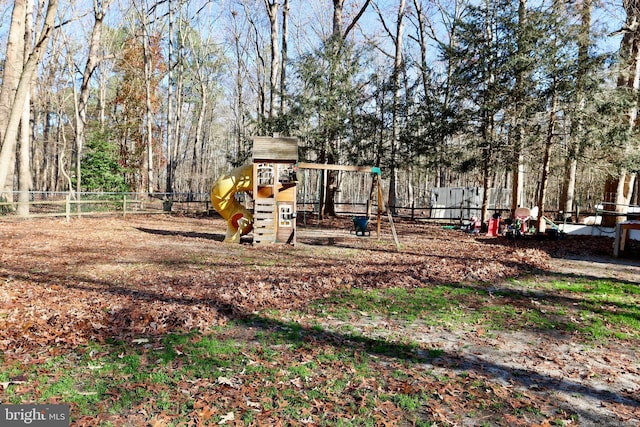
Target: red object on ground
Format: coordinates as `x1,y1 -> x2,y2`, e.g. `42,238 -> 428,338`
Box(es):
487,218 -> 499,237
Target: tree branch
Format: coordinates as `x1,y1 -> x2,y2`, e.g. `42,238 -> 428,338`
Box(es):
372,1 -> 395,43
343,0 -> 371,40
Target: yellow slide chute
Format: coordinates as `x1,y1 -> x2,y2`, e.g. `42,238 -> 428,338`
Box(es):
210,164 -> 254,243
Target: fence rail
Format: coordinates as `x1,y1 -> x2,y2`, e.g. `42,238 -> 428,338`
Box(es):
0,193 -> 211,221
0,191 -> 628,223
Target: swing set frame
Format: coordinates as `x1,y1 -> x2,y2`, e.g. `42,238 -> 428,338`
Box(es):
297,162 -> 401,250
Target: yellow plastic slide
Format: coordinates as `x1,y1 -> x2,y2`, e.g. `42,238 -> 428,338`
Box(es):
210,164 -> 254,243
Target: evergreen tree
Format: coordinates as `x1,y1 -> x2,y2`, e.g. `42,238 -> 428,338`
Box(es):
443,0 -> 519,221
289,36 -> 373,216
79,131 -> 129,192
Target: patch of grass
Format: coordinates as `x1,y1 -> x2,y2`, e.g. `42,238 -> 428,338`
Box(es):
551,279 -> 640,297
39,373 -> 110,414
311,285 -> 483,326
288,363 -> 314,380
3,272 -> 637,426
326,377 -> 350,394
542,279 -> 640,339
484,304 -> 561,331
425,348 -> 444,358
392,392 -> 425,411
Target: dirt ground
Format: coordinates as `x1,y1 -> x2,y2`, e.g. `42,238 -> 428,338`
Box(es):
0,214 -> 638,425
517,255 -> 640,426
412,252 -> 640,427
548,254 -> 640,283
302,218 -> 640,426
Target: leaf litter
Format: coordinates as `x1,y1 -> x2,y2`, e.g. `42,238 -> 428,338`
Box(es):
0,214 -> 638,426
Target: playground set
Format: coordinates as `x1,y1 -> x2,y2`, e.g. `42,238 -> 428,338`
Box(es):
210,136 -> 399,247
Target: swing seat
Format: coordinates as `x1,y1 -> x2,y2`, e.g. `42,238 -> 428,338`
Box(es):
352,216 -> 370,236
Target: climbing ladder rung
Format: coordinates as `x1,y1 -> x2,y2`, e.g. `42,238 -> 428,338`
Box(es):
253,231 -> 275,244
253,197 -> 276,244
254,212 -> 274,220
254,224 -> 274,231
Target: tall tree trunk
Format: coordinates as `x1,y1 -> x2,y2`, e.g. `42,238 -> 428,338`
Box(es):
244,3 -> 267,125
230,9 -> 246,166
264,0 -> 279,119
98,67 -> 107,130
603,0 -> 640,226
561,0 -> 592,221
192,78 -> 207,188
32,109 -> 42,190
43,110 -> 53,191
537,86 -> 558,233
321,0 -> 371,218
74,0 -> 112,194
279,0 -> 289,115
142,16 -> 155,194
17,92 -> 31,216
172,42 -> 184,190
0,0 -> 58,196
561,157 -> 578,219
0,0 -> 27,197
166,0 -> 174,194
413,0 -> 441,188
17,0 -> 34,216
480,0 -> 497,224
332,0 -> 344,37
388,0 -> 406,215
412,0 -> 429,101
511,0 -> 528,214
480,147 -> 493,224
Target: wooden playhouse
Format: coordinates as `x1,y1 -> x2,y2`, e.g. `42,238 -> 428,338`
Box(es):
251,136 -> 299,245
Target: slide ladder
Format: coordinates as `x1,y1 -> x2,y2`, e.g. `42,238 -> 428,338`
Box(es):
253,198 -> 275,244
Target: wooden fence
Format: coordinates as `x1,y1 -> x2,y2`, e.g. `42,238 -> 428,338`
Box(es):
0,191 -> 611,223
0,193 -> 211,221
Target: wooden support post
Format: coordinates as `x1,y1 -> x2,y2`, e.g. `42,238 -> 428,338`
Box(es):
297,162 -> 380,173
296,162 -> 398,247
377,175 -> 401,251
377,179 -> 382,239
65,193 -> 71,222
614,221 -> 640,257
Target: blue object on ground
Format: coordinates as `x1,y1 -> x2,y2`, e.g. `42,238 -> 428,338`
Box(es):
352,216 -> 370,236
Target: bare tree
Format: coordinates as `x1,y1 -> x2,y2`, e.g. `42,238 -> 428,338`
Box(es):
73,0 -> 113,194
536,81 -> 559,233
0,0 -> 27,196
332,0 -> 371,40
142,6 -> 156,194
603,0 -> 640,225
409,0 -> 467,188
374,0 -> 407,214
319,0 -> 371,219
280,0 -> 290,114
17,0 -> 35,216
228,6 -> 252,165
166,0 -> 176,194
560,0 -> 592,221
244,1 -> 268,125
264,0 -> 279,119
0,0 -> 59,197
510,0 -> 529,214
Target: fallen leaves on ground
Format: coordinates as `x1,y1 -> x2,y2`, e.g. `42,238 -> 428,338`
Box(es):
0,215 -> 555,353
0,214 -> 638,426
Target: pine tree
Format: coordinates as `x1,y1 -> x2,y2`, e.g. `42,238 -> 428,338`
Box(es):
443,0 -> 518,222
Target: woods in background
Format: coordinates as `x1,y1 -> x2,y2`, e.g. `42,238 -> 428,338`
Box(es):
0,0 -> 637,221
